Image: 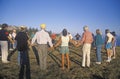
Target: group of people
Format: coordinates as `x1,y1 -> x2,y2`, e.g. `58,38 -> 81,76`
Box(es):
0,23 -> 117,79
0,24 -> 31,79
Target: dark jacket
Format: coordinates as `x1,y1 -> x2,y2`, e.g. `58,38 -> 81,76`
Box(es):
15,31 -> 29,51
0,29 -> 9,41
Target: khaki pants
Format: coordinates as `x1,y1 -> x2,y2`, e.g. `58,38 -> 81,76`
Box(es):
0,41 -> 8,62
37,44 -> 47,70
82,43 -> 91,67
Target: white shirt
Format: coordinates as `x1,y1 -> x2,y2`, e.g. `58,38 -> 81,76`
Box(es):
61,35 -> 70,46
107,32 -> 114,43
31,30 -> 53,47
68,33 -> 73,39
9,34 -> 12,38
12,32 -> 16,39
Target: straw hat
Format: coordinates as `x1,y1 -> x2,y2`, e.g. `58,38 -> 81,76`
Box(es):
20,25 -> 26,30
40,24 -> 46,29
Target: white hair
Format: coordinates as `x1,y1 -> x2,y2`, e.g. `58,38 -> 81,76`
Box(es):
83,25 -> 89,31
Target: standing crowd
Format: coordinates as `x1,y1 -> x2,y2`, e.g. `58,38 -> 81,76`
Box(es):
0,23 -> 117,79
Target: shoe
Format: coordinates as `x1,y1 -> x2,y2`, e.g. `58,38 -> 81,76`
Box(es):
87,66 -> 90,68
2,61 -> 10,63
106,59 -> 111,63
113,57 -> 116,59
96,62 -> 101,64
9,48 -> 13,51
81,66 -> 85,68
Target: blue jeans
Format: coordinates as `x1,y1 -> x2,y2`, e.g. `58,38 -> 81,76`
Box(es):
19,50 -> 31,79
18,51 -> 20,65
96,45 -> 102,62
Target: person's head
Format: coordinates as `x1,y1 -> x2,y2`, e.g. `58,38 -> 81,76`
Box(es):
111,31 -> 116,36
62,29 -> 68,36
83,25 -> 89,31
13,29 -> 16,33
96,29 -> 101,35
105,29 -> 110,34
20,26 -> 26,31
40,24 -> 46,30
1,23 -> 8,30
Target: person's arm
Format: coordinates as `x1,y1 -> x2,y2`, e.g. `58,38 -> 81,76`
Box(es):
76,41 -> 81,47
31,33 -> 37,46
112,37 -> 115,47
54,37 -> 61,48
80,33 -> 85,45
69,37 -> 77,46
7,36 -> 14,44
76,33 -> 85,47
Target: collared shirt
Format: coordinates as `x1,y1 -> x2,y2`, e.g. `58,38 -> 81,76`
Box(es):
31,30 -> 53,47
80,31 -> 93,44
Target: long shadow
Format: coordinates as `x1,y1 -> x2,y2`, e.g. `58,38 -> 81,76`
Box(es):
48,52 -> 61,67
69,57 -> 81,66
70,49 -> 82,57
49,51 -> 61,63
32,46 -> 40,65
48,48 -> 82,67
91,75 -> 104,79
7,48 -> 17,61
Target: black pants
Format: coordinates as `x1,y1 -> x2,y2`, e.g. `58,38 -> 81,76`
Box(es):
19,50 -> 31,79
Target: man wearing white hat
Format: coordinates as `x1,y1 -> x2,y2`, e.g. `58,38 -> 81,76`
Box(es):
31,24 -> 53,70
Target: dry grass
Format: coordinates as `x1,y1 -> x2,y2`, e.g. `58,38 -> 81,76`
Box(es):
0,46 -> 120,79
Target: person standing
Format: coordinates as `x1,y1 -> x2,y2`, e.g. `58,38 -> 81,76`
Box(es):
8,31 -> 13,50
75,33 -> 81,40
111,31 -> 117,59
105,29 -> 114,62
15,26 -> 31,79
77,25 -> 93,68
95,29 -> 103,64
12,29 -> 17,49
31,24 -> 53,71
54,29 -> 75,70
50,33 -> 56,45
0,23 -> 13,63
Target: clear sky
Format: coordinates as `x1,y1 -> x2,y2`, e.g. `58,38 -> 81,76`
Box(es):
0,0 -> 120,35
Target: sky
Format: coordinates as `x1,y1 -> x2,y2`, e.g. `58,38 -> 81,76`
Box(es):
0,0 -> 120,35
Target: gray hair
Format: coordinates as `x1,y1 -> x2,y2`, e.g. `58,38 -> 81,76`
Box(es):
83,25 -> 89,31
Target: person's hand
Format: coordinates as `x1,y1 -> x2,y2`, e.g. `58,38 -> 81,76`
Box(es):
72,40 -> 77,46
51,47 -> 54,51
48,47 -> 54,51
76,44 -> 79,47
76,43 -> 81,47
31,44 -> 34,46
10,39 -> 14,44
